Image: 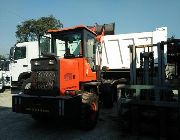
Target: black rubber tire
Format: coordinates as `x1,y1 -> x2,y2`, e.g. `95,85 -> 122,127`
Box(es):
0,87 -> 5,93
31,114 -> 50,123
102,83 -> 114,108
32,114 -> 42,121
80,92 -> 99,130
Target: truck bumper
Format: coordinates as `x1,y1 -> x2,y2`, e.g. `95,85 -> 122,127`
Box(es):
12,93 -> 82,118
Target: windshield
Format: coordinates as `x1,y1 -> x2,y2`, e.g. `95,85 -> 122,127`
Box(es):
40,32 -> 82,57
14,47 -> 26,60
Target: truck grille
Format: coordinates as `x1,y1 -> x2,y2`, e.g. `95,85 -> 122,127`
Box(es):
31,71 -> 57,90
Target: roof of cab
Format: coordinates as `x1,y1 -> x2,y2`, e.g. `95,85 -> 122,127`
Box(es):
47,25 -> 97,35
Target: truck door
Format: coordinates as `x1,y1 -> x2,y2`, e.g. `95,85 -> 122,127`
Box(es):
11,46 -> 28,82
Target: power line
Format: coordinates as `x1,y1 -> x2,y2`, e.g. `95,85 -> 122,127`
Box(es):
1,9 -> 26,21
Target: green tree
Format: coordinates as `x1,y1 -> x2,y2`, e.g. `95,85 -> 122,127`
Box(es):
16,15 -> 63,42
0,54 -> 6,59
167,35 -> 175,41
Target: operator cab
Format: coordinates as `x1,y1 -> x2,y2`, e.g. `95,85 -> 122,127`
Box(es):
39,25 -> 97,59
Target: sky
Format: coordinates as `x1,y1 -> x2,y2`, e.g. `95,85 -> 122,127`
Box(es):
0,0 -> 180,55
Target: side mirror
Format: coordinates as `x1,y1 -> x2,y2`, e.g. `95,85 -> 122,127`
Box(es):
13,60 -> 17,63
93,44 -> 96,54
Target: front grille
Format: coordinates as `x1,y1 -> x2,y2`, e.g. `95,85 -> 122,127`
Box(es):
31,71 -> 57,90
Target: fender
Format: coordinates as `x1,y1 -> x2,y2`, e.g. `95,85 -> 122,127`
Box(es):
18,72 -> 32,85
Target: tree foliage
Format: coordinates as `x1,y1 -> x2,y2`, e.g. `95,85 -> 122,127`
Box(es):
16,15 -> 63,42
167,35 -> 175,41
0,54 -> 6,59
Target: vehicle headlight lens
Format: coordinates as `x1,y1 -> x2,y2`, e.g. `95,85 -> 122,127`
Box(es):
49,60 -> 55,65
34,61 -> 40,66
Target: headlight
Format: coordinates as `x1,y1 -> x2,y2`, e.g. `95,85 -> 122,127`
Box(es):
34,61 -> 40,66
49,60 -> 55,65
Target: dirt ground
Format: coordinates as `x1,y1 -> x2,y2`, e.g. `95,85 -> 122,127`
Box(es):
0,89 -> 163,140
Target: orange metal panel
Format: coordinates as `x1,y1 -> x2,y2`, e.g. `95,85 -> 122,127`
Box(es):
73,58 -> 97,82
59,58 -> 79,95
59,58 -> 97,95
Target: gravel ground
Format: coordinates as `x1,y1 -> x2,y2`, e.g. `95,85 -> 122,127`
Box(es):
0,89 -> 160,140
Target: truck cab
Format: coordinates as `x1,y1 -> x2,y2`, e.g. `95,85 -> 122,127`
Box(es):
9,41 -> 39,87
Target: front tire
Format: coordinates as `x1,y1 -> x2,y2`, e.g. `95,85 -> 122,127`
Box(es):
80,92 -> 99,130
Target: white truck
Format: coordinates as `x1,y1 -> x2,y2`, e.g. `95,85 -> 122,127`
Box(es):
99,27 -> 167,107
100,27 -> 167,70
0,59 -> 11,92
9,41 -> 39,87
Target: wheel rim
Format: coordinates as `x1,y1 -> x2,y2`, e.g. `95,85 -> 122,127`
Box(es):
25,83 -> 31,89
91,102 -> 97,111
90,102 -> 97,120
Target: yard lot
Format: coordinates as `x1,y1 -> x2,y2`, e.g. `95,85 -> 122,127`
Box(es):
0,89 -> 158,140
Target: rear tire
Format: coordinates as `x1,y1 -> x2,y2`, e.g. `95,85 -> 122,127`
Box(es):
80,92 -> 99,130
32,114 -> 42,121
102,83 -> 114,108
32,114 -> 50,122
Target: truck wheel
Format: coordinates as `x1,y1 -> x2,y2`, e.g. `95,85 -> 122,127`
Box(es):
32,114 -> 42,121
0,88 -> 5,93
102,83 -> 114,108
21,78 -> 31,92
80,92 -> 99,130
32,114 -> 49,122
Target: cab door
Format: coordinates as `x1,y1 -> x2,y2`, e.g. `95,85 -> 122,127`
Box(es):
10,46 -> 28,82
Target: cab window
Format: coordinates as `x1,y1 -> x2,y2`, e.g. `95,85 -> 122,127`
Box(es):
85,34 -> 95,58
14,47 -> 26,60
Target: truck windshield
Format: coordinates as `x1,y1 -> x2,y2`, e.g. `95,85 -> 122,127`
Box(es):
39,32 -> 82,57
14,47 -> 26,60
55,32 -> 82,57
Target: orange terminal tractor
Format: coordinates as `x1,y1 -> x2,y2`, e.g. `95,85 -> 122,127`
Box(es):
12,25 -> 102,130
